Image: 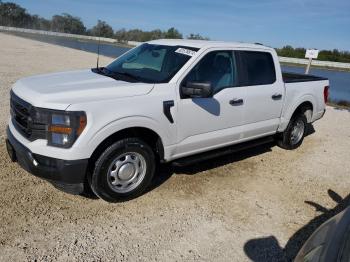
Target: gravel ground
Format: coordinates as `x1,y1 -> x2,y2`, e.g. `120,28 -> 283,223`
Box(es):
0,32 -> 350,262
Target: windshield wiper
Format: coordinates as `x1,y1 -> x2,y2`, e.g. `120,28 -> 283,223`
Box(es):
112,71 -> 142,82
92,67 -> 115,78
92,67 -> 146,83
101,67 -> 141,82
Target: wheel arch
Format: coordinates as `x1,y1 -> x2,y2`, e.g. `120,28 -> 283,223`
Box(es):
291,101 -> 313,122
88,126 -> 165,172
279,95 -> 315,132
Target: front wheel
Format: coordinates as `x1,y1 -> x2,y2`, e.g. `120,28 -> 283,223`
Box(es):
89,138 -> 156,202
277,114 -> 307,150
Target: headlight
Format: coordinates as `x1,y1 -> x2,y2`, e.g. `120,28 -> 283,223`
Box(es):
48,111 -> 87,148
33,109 -> 87,148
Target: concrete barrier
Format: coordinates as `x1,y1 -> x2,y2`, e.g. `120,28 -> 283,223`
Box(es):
0,25 -> 120,43
279,56 -> 350,70
1,26 -> 349,70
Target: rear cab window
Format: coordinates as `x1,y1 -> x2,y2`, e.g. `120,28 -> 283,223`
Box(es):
236,51 -> 276,86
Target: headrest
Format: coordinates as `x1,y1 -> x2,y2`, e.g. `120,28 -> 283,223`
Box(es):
214,55 -> 231,72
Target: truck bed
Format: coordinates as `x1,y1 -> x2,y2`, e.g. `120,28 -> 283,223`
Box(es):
282,72 -> 328,83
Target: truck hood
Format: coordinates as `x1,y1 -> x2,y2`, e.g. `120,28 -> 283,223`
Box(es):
12,69 -> 154,110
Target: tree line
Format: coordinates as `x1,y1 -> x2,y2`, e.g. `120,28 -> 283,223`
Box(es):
0,1 -> 209,41
276,45 -> 350,63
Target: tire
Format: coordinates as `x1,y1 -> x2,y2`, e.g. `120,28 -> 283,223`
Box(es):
89,138 -> 156,202
277,114 -> 307,150
80,173 -> 99,199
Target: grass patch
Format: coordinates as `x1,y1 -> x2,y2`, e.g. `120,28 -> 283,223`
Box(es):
327,100 -> 350,109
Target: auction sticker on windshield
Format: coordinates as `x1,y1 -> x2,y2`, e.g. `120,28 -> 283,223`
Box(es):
175,48 -> 197,57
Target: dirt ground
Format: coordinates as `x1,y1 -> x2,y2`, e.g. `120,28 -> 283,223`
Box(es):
0,32 -> 349,262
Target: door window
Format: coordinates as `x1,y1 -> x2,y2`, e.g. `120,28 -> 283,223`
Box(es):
183,51 -> 237,94
238,51 -> 276,86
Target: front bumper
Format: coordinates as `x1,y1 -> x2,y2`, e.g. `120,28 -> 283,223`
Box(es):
6,126 -> 88,194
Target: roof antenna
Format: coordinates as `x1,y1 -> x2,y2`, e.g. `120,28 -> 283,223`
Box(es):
96,24 -> 101,69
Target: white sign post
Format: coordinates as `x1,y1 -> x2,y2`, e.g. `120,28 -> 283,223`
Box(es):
305,49 -> 319,74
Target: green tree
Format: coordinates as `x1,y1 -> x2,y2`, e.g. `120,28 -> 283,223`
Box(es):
164,27 -> 183,39
125,29 -> 145,41
115,27 -> 183,42
0,2 -> 32,27
115,28 -> 128,42
149,29 -> 163,40
88,20 -> 114,38
31,15 -> 51,31
276,45 -> 350,63
51,13 -> 86,34
187,33 -> 209,40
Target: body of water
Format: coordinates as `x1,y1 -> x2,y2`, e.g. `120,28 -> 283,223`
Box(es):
6,31 -> 130,58
6,31 -> 350,103
282,65 -> 350,103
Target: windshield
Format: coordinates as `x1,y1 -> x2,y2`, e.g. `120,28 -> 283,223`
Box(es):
104,43 -> 199,83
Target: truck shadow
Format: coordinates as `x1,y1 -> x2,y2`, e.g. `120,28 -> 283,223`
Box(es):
150,123 -> 315,192
243,189 -> 350,262
149,141 -> 274,192
192,97 -> 221,116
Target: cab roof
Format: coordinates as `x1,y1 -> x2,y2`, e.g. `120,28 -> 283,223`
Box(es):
147,39 -> 273,51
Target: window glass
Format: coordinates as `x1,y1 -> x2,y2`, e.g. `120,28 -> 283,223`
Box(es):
239,51 -> 276,86
122,48 -> 166,71
106,43 -> 198,83
184,51 -> 236,94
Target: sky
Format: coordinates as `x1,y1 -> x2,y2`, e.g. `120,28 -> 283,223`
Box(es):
12,0 -> 350,51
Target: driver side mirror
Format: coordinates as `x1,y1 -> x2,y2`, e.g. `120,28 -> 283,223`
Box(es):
181,81 -> 212,98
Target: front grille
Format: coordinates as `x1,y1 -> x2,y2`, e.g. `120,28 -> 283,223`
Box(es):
10,91 -> 32,138
10,91 -> 46,141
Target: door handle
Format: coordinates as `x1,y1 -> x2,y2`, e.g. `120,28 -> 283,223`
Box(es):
229,98 -> 244,106
272,93 -> 282,100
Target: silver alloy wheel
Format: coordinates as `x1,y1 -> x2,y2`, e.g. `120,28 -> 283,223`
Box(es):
290,119 -> 305,145
107,152 -> 147,193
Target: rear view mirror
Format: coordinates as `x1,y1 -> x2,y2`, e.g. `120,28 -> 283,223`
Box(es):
181,81 -> 212,98
151,51 -> 160,57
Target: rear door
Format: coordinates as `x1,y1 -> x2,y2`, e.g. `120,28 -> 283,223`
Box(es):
236,50 -> 284,138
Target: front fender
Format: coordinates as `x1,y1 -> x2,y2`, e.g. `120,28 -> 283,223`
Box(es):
87,116 -> 171,154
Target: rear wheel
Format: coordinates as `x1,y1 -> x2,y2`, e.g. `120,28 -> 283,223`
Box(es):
89,138 -> 155,202
277,114 -> 307,150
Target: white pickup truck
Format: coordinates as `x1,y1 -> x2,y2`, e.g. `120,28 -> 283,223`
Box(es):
6,39 -> 329,202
